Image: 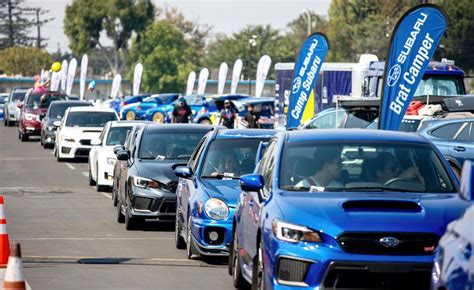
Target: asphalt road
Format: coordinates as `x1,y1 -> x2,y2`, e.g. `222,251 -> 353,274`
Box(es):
0,125 -> 235,290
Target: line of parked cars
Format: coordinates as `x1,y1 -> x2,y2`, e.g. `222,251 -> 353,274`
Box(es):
6,87 -> 473,289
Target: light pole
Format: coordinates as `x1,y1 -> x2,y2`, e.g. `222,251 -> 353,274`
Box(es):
303,9 -> 311,35
248,34 -> 257,95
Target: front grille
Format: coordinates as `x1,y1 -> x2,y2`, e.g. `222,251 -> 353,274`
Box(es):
80,139 -> 91,146
337,232 -> 439,255
203,227 -> 226,245
75,148 -> 91,157
276,257 -> 311,284
158,198 -> 176,214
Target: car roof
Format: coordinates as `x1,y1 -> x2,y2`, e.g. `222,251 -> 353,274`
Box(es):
68,106 -> 116,113
144,123 -> 215,133
50,100 -> 91,106
214,129 -> 276,140
109,121 -> 148,128
284,129 -> 429,144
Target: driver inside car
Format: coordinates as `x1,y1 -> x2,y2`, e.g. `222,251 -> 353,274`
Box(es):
373,152 -> 425,185
210,151 -> 241,177
296,147 -> 344,189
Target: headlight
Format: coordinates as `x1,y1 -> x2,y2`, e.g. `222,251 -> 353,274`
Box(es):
107,157 -> 116,165
204,198 -> 229,220
25,113 -> 37,121
132,176 -> 159,189
272,220 -> 322,243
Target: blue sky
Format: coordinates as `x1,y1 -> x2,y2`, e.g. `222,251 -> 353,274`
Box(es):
24,0 -> 331,52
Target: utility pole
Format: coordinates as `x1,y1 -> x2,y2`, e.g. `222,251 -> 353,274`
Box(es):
7,0 -> 14,47
247,34 -> 257,95
303,9 -> 311,35
35,8 -> 40,48
24,6 -> 54,49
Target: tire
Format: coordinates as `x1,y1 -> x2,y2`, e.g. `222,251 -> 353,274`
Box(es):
199,118 -> 212,125
152,112 -> 165,123
175,210 -> 186,249
125,205 -> 143,230
231,229 -> 249,288
186,215 -> 198,259
251,238 -> 265,290
116,199 -> 125,223
125,111 -> 136,120
20,132 -> 28,142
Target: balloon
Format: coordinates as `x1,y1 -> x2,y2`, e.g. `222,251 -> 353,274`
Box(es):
51,62 -> 61,72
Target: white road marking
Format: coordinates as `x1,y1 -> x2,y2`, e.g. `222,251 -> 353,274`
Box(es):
65,163 -> 75,170
81,172 -> 88,178
15,237 -> 173,241
100,192 -> 112,199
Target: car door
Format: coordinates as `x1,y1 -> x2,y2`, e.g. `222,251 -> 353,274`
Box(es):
243,141 -> 277,261
91,125 -> 106,179
429,121 -> 465,157
448,121 -> 474,165
119,128 -> 140,204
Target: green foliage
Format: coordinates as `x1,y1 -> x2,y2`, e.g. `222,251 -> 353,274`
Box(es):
64,0 -> 155,74
435,0 -> 474,73
0,46 -> 51,76
129,20 -> 191,93
0,0 -> 34,48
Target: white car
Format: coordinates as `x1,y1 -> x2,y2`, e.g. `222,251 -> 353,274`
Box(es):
54,107 -> 119,161
88,121 -> 141,191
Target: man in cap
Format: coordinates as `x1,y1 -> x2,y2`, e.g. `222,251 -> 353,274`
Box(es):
172,97 -> 192,123
219,99 -> 238,129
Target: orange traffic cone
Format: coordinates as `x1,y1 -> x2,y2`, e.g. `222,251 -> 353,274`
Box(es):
3,243 -> 26,290
0,196 -> 10,267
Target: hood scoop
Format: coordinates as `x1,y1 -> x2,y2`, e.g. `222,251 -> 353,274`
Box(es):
342,200 -> 422,212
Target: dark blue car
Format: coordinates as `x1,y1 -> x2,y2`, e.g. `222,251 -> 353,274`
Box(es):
231,129 -> 470,289
120,93 -> 180,120
431,161 -> 474,290
174,129 -> 275,259
145,94 -> 209,123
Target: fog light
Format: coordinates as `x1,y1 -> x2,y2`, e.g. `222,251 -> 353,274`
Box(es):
209,231 -> 219,242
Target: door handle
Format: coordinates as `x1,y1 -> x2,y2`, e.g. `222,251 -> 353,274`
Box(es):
454,146 -> 466,152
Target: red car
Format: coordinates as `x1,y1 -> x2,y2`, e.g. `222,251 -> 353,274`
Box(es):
18,90 -> 68,141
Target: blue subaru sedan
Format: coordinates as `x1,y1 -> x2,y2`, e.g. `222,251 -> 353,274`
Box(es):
174,129 -> 275,259
231,129 -> 470,289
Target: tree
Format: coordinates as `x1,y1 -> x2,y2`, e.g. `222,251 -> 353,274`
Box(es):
128,20 -> 192,93
435,0 -> 474,73
287,11 -> 328,46
326,0 -> 418,62
0,0 -> 33,48
23,7 -> 54,49
0,46 -> 51,76
64,0 -> 155,74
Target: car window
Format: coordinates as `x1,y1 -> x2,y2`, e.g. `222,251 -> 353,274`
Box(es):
261,141 -> 277,190
49,103 -> 90,119
306,110 -> 345,129
430,122 -> 463,139
107,126 -> 132,146
11,91 -> 26,102
279,142 -> 456,194
454,123 -> 470,142
65,112 -> 117,127
201,138 -> 267,179
138,131 -> 207,160
189,138 -> 207,171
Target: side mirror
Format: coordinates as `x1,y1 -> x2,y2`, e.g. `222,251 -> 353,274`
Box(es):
113,145 -> 125,154
91,138 -> 101,146
240,174 -> 264,192
175,166 -> 193,179
16,103 -> 23,109
459,160 -> 474,202
116,150 -> 130,161
53,120 -> 61,127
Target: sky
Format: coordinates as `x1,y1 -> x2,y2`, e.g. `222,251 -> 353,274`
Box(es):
23,0 -> 331,52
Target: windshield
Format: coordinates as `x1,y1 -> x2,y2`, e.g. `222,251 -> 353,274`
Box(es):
138,131 -> 207,160
27,94 -> 67,109
414,76 -> 463,96
106,126 -> 132,146
143,96 -> 162,104
11,91 -> 26,102
201,138 -> 266,179
49,103 -> 90,119
280,142 -> 455,193
65,112 -> 117,127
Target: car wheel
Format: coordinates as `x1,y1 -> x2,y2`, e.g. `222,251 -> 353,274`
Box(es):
152,112 -> 165,123
125,205 -> 143,230
175,210 -> 186,249
199,118 -> 212,125
116,199 -> 125,223
88,165 -> 96,186
186,215 -> 198,259
125,111 -> 136,120
20,132 -> 28,142
231,229 -> 249,288
251,238 -> 265,290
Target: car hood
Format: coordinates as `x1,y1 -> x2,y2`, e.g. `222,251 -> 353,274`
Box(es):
274,191 -> 470,237
136,159 -> 188,185
200,179 -> 241,207
60,127 -> 103,138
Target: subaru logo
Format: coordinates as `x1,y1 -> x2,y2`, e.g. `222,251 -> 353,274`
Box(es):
379,236 -> 400,248
292,77 -> 302,94
387,64 -> 401,87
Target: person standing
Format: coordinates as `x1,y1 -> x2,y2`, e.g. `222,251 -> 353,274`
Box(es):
219,100 -> 238,129
172,97 -> 192,123
243,104 -> 260,128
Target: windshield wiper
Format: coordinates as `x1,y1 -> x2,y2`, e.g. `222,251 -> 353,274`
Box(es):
343,187 -> 425,193
281,186 -> 313,192
201,174 -> 240,179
